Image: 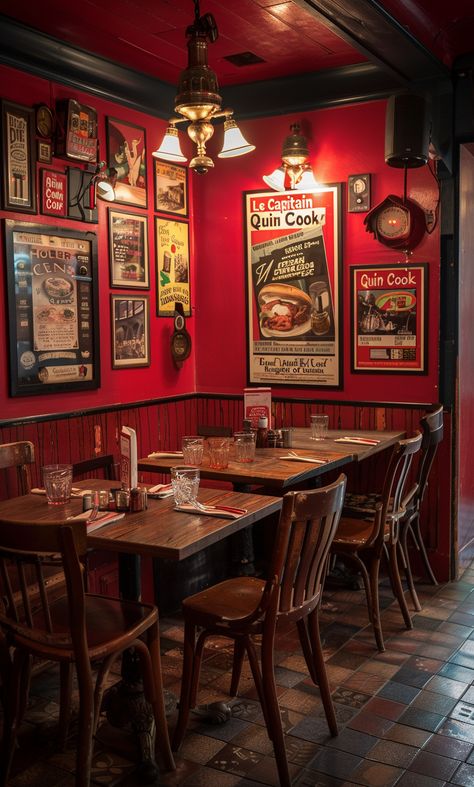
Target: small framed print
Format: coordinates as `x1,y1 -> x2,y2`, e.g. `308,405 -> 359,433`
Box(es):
1,101 -> 36,213
155,217 -> 191,316
154,160 -> 188,217
111,295 -> 150,368
109,209 -> 149,289
40,169 -> 67,217
37,140 -> 52,164
106,117 -> 147,208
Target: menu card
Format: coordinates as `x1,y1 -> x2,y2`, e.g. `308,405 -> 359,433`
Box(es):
244,386 -> 272,428
120,426 -> 137,490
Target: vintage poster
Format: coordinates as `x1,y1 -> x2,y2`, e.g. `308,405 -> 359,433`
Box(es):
40,169 -> 67,217
5,221 -> 99,396
155,217 -> 190,316
244,185 -> 342,387
351,263 -> 427,373
1,101 -> 36,213
106,117 -> 147,208
111,296 -> 150,368
154,160 -> 188,217
108,210 -> 149,288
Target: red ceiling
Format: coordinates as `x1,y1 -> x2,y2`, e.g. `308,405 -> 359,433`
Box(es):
0,0 -> 472,86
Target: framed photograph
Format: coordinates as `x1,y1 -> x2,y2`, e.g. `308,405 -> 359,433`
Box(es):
37,140 -> 52,164
109,209 -> 149,288
40,169 -> 67,217
154,160 -> 188,217
244,184 -> 342,388
351,263 -> 428,374
1,101 -> 36,213
106,117 -> 147,208
55,99 -> 98,163
111,295 -> 150,368
4,220 -> 100,396
155,217 -> 191,316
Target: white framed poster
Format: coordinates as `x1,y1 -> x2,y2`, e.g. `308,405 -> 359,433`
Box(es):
244,185 -> 342,388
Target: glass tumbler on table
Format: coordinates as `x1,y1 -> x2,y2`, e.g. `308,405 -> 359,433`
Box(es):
42,464 -> 73,505
182,436 -> 204,466
206,437 -> 231,469
233,431 -> 257,463
310,414 -> 329,441
170,466 -> 200,506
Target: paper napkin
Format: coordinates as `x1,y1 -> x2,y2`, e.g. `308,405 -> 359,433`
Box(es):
31,488 -> 92,497
278,456 -> 326,464
174,503 -> 247,519
148,451 -> 184,459
334,437 -> 380,446
148,483 -> 174,498
67,510 -> 125,532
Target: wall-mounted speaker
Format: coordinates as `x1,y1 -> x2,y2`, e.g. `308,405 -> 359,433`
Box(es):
385,94 -> 429,168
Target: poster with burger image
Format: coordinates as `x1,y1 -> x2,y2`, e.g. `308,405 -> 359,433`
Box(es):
244,185 -> 342,387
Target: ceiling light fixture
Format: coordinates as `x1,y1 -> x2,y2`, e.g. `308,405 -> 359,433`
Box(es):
153,0 -> 255,174
263,123 -> 319,191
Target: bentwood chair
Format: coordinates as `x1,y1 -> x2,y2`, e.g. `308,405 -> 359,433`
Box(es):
172,475 -> 347,787
72,454 -> 117,480
0,517 -> 175,787
0,441 -> 35,498
398,405 -> 443,610
331,434 -> 422,652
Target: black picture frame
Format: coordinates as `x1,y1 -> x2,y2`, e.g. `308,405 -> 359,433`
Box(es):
154,160 -> 188,217
1,101 -> 36,213
108,209 -> 149,289
111,295 -> 150,368
106,117 -> 147,208
4,219 -> 100,396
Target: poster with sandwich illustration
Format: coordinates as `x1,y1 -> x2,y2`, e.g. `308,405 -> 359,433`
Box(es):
244,185 -> 342,387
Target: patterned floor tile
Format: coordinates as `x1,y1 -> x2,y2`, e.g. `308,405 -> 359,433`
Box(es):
438,718 -> 474,743
205,744 -> 263,778
331,687 -> 371,709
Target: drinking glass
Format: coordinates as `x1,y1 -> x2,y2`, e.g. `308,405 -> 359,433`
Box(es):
182,436 -> 204,466
310,414 -> 329,440
42,464 -> 73,505
233,432 -> 256,463
207,437 -> 231,469
170,466 -> 200,506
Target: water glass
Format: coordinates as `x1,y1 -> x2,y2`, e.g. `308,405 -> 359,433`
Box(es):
310,414 -> 329,441
207,437 -> 231,469
42,464 -> 73,505
182,436 -> 204,466
233,432 -> 256,463
170,466 -> 200,506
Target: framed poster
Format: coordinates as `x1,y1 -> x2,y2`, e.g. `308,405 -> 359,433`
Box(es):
106,117 -> 147,208
154,160 -> 188,217
37,140 -> 52,164
40,169 -> 67,217
155,217 -> 190,316
108,209 -> 149,288
111,295 -> 150,368
4,220 -> 100,396
55,99 -> 98,163
244,185 -> 342,388
1,101 -> 36,213
351,263 -> 428,374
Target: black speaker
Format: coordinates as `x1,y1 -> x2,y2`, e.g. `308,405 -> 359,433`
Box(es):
385,94 -> 429,168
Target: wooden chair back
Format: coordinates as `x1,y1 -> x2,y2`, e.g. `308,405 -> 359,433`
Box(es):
72,454 -> 116,480
0,441 -> 35,497
417,404 -> 443,506
375,432 -> 423,545
197,425 -> 233,437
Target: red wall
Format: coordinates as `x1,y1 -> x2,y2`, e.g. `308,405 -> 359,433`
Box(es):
194,100 -> 441,404
0,64 -> 196,421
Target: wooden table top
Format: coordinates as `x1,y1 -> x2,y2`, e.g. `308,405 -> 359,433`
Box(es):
138,429 -> 404,489
0,481 -> 282,562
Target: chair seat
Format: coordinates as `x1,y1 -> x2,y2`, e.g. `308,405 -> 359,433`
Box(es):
183,576 -> 266,625
334,516 -> 390,549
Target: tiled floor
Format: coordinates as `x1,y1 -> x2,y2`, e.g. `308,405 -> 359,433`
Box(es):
7,565 -> 474,786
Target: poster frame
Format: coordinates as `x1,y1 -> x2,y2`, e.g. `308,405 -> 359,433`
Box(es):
108,209 -> 149,289
106,117 -> 147,208
155,216 -> 191,317
4,219 -> 100,397
154,159 -> 188,217
1,101 -> 36,214
110,294 -> 150,368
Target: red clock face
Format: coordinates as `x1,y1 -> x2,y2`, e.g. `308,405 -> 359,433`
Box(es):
375,206 -> 410,240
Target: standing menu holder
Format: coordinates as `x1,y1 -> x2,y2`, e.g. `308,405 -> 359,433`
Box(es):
120,426 -> 137,490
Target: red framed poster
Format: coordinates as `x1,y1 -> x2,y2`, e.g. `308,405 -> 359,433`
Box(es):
40,169 -> 67,217
351,263 -> 428,373
244,185 -> 342,388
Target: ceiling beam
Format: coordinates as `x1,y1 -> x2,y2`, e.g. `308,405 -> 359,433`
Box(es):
294,0 -> 450,84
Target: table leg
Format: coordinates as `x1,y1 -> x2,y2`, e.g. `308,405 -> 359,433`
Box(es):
101,553 -> 161,784
231,482 -> 256,575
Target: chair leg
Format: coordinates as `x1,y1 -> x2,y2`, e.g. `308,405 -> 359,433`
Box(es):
367,553 -> 385,652
398,527 -> 421,612
305,611 -> 338,737
74,661 -> 95,787
388,542 -> 413,631
172,620 -> 197,752
259,632 -> 291,787
411,514 -> 438,586
230,637 -> 246,697
59,662 -> 73,749
0,649 -> 28,787
245,637 -> 272,737
136,632 -> 175,772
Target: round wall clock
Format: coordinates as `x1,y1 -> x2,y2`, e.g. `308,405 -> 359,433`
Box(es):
36,105 -> 54,138
364,194 -> 426,251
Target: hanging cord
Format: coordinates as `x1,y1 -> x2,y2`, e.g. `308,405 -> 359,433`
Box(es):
425,158 -> 441,234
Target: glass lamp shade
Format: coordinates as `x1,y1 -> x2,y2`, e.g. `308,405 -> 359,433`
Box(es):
262,167 -> 286,191
218,119 -> 255,158
296,168 -> 320,190
152,126 -> 187,163
96,180 -> 115,202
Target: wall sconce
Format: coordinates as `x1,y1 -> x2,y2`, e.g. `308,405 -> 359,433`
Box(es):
153,0 -> 255,174
263,123 -> 319,191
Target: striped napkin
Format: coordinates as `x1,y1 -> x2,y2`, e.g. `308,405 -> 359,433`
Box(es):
334,437 -> 380,446
31,488 -> 92,497
278,455 -> 326,464
148,483 -> 173,498
148,451 -> 184,459
174,502 -> 247,519
67,510 -> 125,532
